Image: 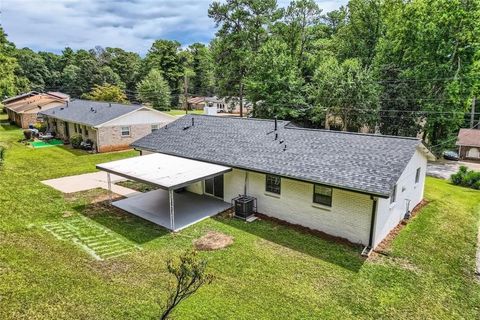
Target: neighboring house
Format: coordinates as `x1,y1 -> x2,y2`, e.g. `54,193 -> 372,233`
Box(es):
187,96 -> 252,114
3,92 -> 68,128
2,91 -> 39,104
40,99 -> 175,153
131,115 -> 434,251
456,128 -> 480,160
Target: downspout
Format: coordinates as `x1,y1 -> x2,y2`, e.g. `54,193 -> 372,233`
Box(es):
362,196 -> 378,257
95,127 -> 100,153
244,170 -> 249,195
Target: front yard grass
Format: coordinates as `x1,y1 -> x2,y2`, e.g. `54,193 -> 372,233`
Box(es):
164,109 -> 205,116
1,119 -> 480,319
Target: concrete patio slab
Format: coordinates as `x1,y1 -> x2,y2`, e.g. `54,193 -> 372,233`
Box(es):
112,189 -> 232,231
42,171 -> 139,197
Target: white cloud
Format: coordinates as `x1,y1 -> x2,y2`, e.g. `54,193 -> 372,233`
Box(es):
0,0 -> 347,54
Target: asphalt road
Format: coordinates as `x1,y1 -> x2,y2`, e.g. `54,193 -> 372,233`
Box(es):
427,160 -> 480,180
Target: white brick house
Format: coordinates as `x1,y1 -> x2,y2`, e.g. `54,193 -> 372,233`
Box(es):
121,115 -> 435,252
40,99 -> 175,153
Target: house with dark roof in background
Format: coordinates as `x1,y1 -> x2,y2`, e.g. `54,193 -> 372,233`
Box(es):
118,114 -> 435,253
2,92 -> 69,128
456,128 -> 480,160
39,99 -> 175,153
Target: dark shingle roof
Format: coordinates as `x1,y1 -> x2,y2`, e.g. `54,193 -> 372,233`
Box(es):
132,115 -> 423,197
40,99 -> 143,127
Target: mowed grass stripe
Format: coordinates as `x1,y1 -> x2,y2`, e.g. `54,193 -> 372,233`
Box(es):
43,216 -> 141,260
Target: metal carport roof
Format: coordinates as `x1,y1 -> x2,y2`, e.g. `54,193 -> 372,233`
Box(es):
96,153 -> 231,190
96,153 -> 232,231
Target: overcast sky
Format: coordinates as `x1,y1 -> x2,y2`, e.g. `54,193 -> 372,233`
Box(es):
0,0 -> 347,54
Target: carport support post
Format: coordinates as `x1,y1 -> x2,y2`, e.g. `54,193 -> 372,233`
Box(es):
169,189 -> 175,230
107,173 -> 112,204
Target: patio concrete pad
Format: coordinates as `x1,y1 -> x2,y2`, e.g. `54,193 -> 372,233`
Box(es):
42,171 -> 139,197
112,189 -> 232,231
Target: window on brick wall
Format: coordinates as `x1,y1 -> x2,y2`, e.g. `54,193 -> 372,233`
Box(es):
313,184 -> 332,207
265,174 -> 281,194
390,184 -> 397,204
415,167 -> 421,183
121,126 -> 130,137
84,126 -> 88,136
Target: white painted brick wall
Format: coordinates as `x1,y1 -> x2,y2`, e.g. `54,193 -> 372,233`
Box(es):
224,169 -> 373,245
373,149 -> 427,247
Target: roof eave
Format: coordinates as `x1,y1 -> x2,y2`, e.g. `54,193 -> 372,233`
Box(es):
131,144 -> 391,199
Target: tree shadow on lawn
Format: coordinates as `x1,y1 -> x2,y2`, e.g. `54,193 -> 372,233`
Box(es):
214,214 -> 365,273
0,123 -> 18,131
73,199 -> 168,245
57,145 -> 92,156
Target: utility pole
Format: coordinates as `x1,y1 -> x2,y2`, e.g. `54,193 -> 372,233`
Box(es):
184,74 -> 189,115
470,96 -> 477,128
239,82 -> 244,118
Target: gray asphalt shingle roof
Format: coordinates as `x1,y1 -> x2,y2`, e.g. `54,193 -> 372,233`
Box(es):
132,115 -> 423,197
39,99 -> 143,127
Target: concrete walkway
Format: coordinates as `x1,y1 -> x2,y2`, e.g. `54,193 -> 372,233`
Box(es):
42,172 -> 139,197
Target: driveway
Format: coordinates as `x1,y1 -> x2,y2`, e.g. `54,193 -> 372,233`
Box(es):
42,171 -> 139,197
427,160 -> 480,180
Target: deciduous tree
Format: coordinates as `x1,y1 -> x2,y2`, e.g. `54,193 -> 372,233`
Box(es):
82,84 -> 128,103
136,69 -> 171,110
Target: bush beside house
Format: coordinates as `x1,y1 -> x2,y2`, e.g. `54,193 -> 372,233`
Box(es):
450,166 -> 480,189
70,134 -> 83,149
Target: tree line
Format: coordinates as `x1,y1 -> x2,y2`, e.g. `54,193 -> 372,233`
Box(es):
0,0 -> 479,151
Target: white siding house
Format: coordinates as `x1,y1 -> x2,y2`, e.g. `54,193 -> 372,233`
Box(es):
374,149 -> 427,247
133,115 -> 434,251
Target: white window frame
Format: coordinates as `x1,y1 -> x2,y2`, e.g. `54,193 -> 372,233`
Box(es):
390,184 -> 397,204
313,184 -> 333,207
265,174 -> 281,195
121,126 -> 130,137
415,167 -> 421,184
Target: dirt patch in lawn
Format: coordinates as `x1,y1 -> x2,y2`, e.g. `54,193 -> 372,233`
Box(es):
194,231 -> 234,251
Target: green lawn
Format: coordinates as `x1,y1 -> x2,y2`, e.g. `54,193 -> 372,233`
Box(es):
164,109 -> 204,116
1,115 -> 480,319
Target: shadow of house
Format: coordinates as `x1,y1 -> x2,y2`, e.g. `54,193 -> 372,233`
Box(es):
213,214 -> 366,273
74,199 -> 168,244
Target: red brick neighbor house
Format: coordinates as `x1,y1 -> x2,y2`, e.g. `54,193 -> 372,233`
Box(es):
39,99 -> 175,153
456,128 -> 480,160
3,92 -> 69,128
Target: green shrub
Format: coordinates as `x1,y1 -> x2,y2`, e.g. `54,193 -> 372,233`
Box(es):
23,130 -> 32,140
450,166 -> 480,189
34,122 -> 47,133
70,134 -> 83,149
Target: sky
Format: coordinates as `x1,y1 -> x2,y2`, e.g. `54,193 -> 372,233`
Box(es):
0,0 -> 347,54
